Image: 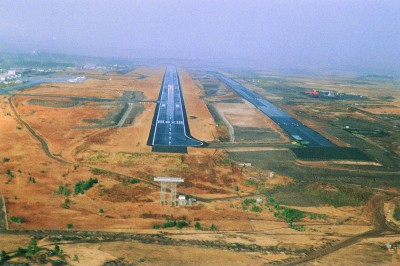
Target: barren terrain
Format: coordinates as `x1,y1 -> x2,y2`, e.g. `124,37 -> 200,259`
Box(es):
1,67 -> 399,265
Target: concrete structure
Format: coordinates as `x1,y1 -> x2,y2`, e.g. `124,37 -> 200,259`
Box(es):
178,195 -> 187,206
154,177 -> 184,206
188,198 -> 196,205
269,171 -> 275,178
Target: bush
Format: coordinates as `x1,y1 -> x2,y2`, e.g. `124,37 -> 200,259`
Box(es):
27,239 -> 39,255
242,198 -> 257,209
10,216 -> 23,224
251,205 -> 263,212
66,224 -> 74,229
129,178 -> 139,184
63,186 -> 70,196
16,247 -> 27,256
194,222 -> 202,230
289,223 -> 305,231
176,221 -> 189,229
55,185 -> 64,195
62,199 -> 70,209
275,207 -> 305,223
162,221 -> 176,228
152,224 -> 161,229
54,245 -> 63,255
3,157 -> 10,162
74,178 -> 98,195
210,224 -> 218,231
394,203 -> 400,221
0,250 -> 10,263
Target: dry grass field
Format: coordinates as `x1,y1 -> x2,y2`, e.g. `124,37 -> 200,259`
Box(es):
1,67 -> 398,265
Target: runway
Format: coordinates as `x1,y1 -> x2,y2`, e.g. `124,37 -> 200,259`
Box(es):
148,66 -> 203,153
213,72 -> 334,147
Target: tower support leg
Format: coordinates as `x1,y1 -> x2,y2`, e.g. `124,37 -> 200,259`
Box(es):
160,182 -> 167,205
171,183 -> 177,206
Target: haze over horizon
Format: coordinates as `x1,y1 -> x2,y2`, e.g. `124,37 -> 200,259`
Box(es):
0,0 -> 399,73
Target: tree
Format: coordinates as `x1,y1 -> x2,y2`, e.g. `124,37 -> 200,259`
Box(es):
27,239 -> 39,255
10,216 -> 23,224
0,250 -> 10,263
209,224 -> 218,231
194,222 -> 202,230
54,245 -> 63,255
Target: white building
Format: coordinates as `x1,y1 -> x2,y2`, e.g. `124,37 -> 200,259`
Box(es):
7,70 -> 16,76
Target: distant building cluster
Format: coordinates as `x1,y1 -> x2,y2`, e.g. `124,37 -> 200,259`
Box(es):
82,63 -> 113,71
0,69 -> 22,84
305,89 -> 339,98
68,76 -> 86,83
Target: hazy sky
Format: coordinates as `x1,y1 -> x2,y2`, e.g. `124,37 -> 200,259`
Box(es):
0,0 -> 399,71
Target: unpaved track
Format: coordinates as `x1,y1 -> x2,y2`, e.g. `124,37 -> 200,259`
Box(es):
286,194 -> 400,265
7,95 -> 255,202
214,103 -> 235,142
9,96 -> 70,165
7,95 -> 400,265
117,103 -> 133,127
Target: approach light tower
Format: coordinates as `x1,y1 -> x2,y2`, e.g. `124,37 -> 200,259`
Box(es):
154,177 -> 184,206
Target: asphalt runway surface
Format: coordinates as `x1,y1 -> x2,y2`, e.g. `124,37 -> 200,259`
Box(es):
213,72 -> 334,147
148,66 -> 203,153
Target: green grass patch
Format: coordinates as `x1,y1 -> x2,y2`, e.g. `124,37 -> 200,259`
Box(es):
245,179 -> 256,186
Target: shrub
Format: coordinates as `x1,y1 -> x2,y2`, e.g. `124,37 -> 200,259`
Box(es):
27,239 -> 39,255
289,223 -> 305,231
0,250 -> 10,263
74,178 -> 98,195
54,245 -> 63,255
55,185 -> 64,195
162,221 -> 176,228
62,199 -> 70,209
209,224 -> 218,231
251,205 -> 263,212
10,216 -> 23,224
152,224 -> 161,229
3,157 -> 10,162
394,203 -> 400,221
176,220 -> 189,229
16,247 -> 27,256
194,222 -> 202,230
66,224 -> 73,229
63,185 -> 70,196
129,178 -> 139,184
242,198 -> 257,208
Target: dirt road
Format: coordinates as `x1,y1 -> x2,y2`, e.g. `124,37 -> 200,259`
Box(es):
287,194 -> 400,265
